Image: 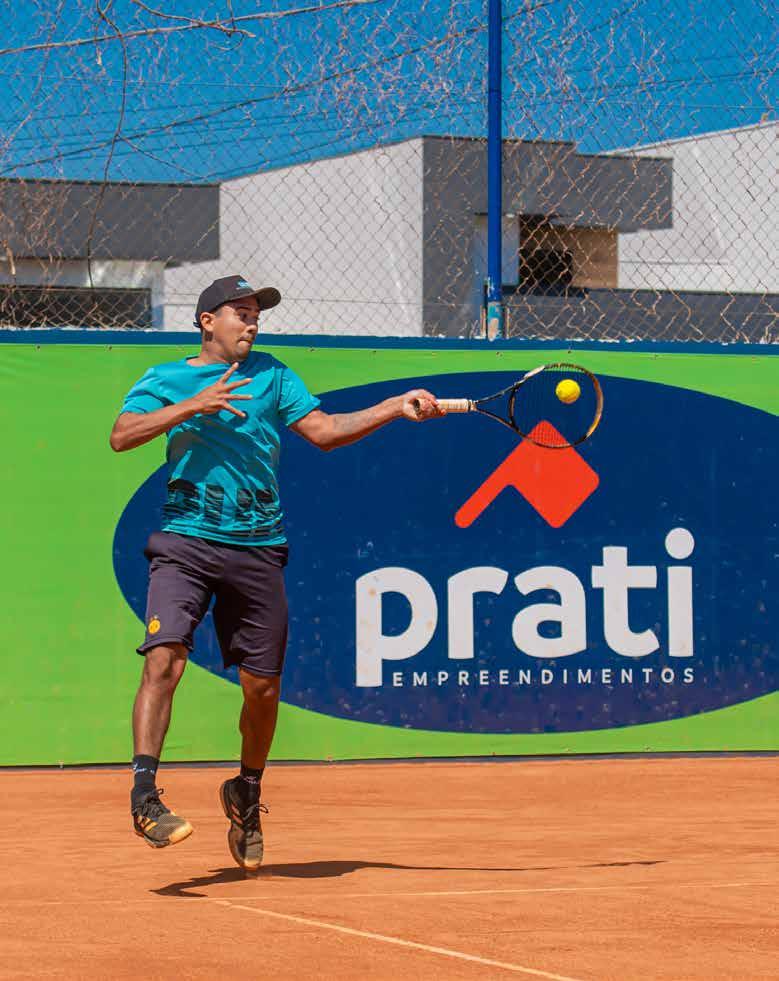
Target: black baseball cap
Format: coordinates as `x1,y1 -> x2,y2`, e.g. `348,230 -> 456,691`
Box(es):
194,275 -> 281,328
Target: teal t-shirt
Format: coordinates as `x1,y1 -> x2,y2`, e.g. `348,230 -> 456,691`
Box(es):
121,351 -> 320,546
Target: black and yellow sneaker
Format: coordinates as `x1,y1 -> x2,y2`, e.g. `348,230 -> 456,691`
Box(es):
219,777 -> 267,871
132,788 -> 193,849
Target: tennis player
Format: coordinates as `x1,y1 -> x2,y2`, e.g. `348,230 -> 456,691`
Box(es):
110,275 -> 442,870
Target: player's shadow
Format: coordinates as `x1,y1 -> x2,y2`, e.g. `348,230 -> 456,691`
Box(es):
153,858 -> 663,898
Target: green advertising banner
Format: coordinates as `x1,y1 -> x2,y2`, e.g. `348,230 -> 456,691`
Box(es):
0,335 -> 777,765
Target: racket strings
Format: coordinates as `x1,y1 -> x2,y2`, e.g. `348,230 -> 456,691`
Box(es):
511,364 -> 601,449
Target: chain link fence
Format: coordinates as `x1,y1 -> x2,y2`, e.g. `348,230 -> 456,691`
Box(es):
0,0 -> 775,340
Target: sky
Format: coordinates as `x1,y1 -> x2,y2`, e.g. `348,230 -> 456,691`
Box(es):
0,0 -> 775,184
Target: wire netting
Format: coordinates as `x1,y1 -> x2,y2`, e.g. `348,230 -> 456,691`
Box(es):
0,0 -> 775,339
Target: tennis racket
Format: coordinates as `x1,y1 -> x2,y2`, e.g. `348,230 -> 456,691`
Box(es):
424,363 -> 603,449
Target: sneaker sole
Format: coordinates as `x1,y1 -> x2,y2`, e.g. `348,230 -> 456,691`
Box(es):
219,782 -> 264,871
134,821 -> 193,849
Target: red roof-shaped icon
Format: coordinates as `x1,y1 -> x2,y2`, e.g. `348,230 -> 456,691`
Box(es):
455,422 -> 599,529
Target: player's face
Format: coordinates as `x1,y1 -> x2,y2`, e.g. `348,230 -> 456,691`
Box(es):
208,298 -> 260,361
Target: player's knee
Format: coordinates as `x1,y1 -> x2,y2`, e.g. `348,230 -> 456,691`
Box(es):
141,645 -> 187,690
240,670 -> 280,707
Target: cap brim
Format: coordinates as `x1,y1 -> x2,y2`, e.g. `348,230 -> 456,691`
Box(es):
253,286 -> 282,311
223,286 -> 281,311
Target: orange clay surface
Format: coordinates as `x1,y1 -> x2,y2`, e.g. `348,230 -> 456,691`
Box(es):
1,757 -> 777,981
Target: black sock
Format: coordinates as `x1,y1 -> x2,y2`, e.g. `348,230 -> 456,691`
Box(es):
131,754 -> 159,806
239,763 -> 263,798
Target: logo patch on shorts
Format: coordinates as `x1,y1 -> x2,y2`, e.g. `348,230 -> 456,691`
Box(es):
148,616 -> 161,635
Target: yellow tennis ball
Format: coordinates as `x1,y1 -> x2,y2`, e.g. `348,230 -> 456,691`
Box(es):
556,378 -> 581,404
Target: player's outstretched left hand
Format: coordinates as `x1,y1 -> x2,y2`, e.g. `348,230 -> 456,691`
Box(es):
402,389 -> 445,422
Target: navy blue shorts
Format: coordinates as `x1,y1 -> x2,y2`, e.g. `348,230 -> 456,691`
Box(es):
137,531 -> 289,677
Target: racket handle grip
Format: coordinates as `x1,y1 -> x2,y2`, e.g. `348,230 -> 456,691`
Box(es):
437,398 -> 472,413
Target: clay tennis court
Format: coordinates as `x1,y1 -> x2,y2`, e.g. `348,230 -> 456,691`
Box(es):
2,756 -> 777,980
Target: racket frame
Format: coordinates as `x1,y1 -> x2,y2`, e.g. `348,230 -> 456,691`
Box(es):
453,362 -> 603,448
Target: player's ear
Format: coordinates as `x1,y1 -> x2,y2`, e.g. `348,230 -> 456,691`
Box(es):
200,311 -> 214,337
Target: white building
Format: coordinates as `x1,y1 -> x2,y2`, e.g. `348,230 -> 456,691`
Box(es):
163,140 -> 424,335
0,179 -> 217,330
163,135 -> 674,337
3,125 -> 774,341
618,121 -> 778,294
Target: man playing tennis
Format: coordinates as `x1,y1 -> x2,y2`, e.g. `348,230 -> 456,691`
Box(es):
110,275 -> 441,870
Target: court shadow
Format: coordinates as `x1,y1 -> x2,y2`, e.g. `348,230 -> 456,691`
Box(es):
153,857 -> 663,898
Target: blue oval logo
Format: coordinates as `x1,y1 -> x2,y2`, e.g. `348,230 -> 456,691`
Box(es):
113,372 -> 778,733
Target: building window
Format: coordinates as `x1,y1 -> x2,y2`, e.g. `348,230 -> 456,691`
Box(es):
0,285 -> 152,329
519,247 -> 574,295
518,217 -> 618,294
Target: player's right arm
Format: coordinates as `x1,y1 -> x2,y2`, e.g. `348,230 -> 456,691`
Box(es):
109,363 -> 252,452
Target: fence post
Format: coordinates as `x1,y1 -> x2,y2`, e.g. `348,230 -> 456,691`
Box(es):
486,0 -> 504,340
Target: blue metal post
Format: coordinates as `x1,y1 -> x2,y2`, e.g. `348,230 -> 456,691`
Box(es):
486,0 -> 504,339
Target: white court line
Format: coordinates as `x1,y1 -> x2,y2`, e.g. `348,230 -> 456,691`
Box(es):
4,879 -> 776,906
213,879 -> 778,901
215,899 -> 584,981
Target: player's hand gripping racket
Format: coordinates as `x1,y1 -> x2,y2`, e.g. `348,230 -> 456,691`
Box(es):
424,363 -> 603,449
